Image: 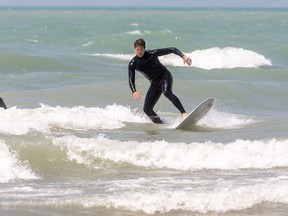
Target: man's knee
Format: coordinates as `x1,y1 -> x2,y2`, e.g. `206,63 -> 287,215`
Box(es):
163,90 -> 173,99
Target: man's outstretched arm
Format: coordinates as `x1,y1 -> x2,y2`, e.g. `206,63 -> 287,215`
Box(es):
152,47 -> 192,66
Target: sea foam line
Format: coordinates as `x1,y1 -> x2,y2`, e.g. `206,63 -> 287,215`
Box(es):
0,104 -> 148,135
52,135 -> 288,171
0,103 -> 254,136
77,179 -> 288,214
1,176 -> 288,214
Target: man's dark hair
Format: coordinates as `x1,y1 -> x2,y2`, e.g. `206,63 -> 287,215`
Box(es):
134,38 -> 146,48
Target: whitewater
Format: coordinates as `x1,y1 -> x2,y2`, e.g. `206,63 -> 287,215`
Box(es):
0,104 -> 255,135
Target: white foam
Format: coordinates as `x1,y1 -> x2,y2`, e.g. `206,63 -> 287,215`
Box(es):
0,103 -> 257,135
126,30 -> 142,35
0,140 -> 38,183
190,47 -> 272,69
84,47 -> 272,70
130,23 -> 139,27
88,53 -> 134,61
167,107 -> 256,130
198,108 -> 256,129
126,30 -> 151,35
0,104 -> 148,135
2,176 -> 288,214
82,41 -> 94,47
78,179 -> 288,214
52,135 -> 288,171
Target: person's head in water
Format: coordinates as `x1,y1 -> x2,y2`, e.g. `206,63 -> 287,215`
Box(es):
134,38 -> 146,58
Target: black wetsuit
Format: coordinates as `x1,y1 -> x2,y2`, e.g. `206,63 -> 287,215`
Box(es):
128,47 -> 186,123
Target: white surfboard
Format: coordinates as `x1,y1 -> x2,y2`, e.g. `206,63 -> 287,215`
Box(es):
176,98 -> 214,130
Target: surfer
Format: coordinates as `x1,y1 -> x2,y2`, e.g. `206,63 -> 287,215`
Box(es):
128,38 -> 192,124
0,97 -> 7,109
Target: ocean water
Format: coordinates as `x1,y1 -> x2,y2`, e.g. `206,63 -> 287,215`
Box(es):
0,7 -> 288,216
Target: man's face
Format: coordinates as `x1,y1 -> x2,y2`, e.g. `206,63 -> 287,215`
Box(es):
135,45 -> 145,58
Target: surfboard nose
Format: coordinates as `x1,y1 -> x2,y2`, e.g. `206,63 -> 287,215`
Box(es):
0,97 -> 7,109
176,98 -> 214,130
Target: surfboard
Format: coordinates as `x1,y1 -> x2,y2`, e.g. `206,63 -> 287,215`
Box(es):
0,97 -> 7,109
176,98 -> 214,130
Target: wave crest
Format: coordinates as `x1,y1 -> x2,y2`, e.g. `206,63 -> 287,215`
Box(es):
84,47 -> 272,70
0,104 -> 148,135
0,140 -> 39,183
52,136 -> 288,171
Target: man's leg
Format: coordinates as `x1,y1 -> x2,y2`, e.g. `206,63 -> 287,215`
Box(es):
162,72 -> 186,114
143,86 -> 163,124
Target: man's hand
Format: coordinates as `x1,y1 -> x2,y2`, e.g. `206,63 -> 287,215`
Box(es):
183,55 -> 192,66
132,91 -> 141,101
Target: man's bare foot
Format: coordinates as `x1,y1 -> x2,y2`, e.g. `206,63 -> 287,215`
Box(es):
181,112 -> 188,119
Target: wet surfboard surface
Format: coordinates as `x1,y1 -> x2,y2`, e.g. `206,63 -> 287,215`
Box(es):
176,98 -> 214,130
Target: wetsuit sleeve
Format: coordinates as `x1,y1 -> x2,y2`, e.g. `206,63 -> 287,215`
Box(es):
128,59 -> 137,93
152,47 -> 185,58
